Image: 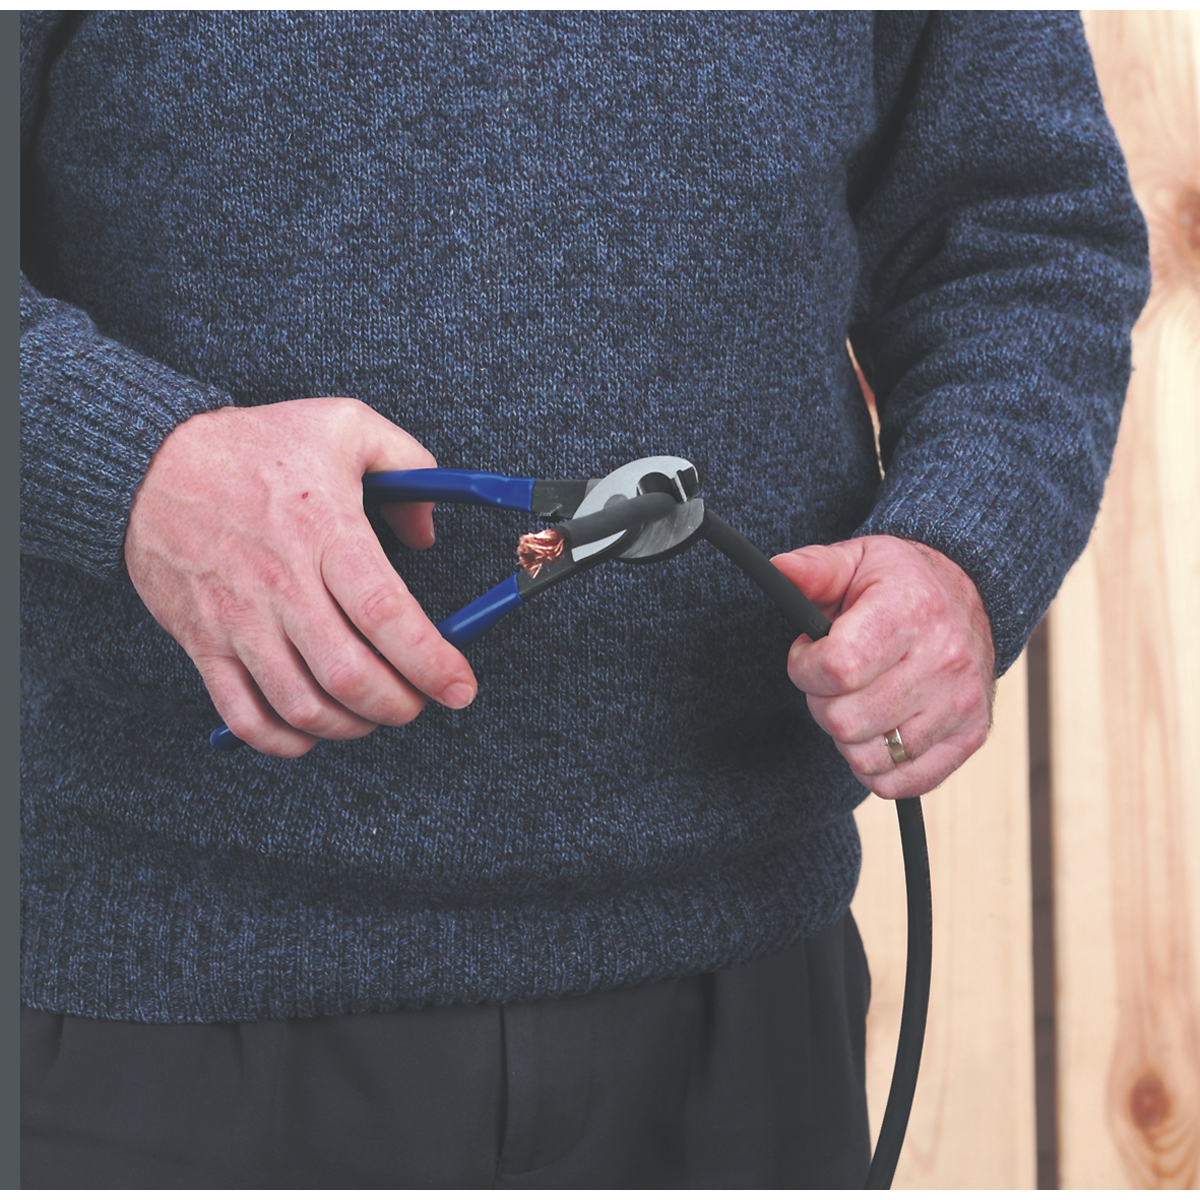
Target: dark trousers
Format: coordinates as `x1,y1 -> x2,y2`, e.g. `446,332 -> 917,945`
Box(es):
21,912 -> 871,1188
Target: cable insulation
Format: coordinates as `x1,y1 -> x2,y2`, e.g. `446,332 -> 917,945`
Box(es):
864,796 -> 932,1188
557,490 -> 679,548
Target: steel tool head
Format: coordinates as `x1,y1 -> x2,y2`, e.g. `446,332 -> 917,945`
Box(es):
570,455 -> 705,563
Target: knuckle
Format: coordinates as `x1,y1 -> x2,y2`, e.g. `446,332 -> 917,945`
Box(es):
822,643 -> 867,690
842,743 -> 877,776
277,694 -> 326,732
380,692 -> 427,727
221,710 -> 263,744
903,572 -> 943,617
323,656 -> 371,705
188,644 -> 233,678
208,585 -> 256,631
256,558 -> 294,597
949,681 -> 987,727
354,583 -> 408,630
328,395 -> 368,425
962,720 -> 989,758
950,686 -> 979,720
940,628 -> 973,671
393,624 -> 443,678
918,577 -> 944,614
206,565 -> 296,632
823,707 -> 861,745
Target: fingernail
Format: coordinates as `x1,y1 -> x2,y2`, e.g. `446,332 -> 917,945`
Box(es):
442,682 -> 476,709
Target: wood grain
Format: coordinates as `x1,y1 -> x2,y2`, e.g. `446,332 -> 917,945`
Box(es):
1052,11 -> 1200,1189
854,655 -> 1037,1188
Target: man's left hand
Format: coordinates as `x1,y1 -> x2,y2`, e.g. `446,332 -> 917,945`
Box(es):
772,535 -> 995,799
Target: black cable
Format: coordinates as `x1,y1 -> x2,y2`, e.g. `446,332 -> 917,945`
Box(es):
700,512 -> 832,643
556,490 -> 679,548
700,511 -> 932,1190
864,796 -> 932,1189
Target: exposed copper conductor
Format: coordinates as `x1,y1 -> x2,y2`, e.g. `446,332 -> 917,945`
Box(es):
517,528 -> 567,578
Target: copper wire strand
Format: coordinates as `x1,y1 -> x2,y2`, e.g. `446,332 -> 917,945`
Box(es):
517,528 -> 566,578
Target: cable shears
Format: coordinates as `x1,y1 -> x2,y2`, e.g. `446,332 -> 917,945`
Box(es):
210,456 -> 708,750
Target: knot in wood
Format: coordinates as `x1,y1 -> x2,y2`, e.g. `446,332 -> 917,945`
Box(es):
1129,1070 -> 1172,1131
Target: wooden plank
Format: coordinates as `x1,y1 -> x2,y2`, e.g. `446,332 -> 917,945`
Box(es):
854,654 -> 1037,1188
1052,11 -> 1200,1189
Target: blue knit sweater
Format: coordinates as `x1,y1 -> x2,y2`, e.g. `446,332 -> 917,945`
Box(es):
20,12 -> 1149,1022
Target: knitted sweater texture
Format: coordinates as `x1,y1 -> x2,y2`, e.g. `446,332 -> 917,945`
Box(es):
20,12 -> 1149,1021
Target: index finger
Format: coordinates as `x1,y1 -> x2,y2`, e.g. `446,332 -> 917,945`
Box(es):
320,518 -> 478,708
787,582 -> 913,697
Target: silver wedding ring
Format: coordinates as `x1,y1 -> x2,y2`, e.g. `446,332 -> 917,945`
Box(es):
884,727 -> 910,766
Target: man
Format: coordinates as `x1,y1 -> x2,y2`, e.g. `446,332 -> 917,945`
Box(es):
20,11 -> 1149,1187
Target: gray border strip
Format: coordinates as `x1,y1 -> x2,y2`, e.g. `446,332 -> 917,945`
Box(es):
6,9 -> 23,1188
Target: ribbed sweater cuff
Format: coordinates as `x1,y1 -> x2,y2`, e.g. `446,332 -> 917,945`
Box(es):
21,306 -> 233,579
855,433 -> 1084,676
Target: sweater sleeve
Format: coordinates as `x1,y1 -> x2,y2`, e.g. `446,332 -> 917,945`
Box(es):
20,276 -> 234,578
848,11 -> 1151,674
20,13 -> 234,580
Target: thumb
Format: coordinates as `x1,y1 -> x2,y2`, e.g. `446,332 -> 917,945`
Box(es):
770,542 -> 864,615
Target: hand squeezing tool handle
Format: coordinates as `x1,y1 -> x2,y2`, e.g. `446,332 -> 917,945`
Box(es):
210,457 -> 705,750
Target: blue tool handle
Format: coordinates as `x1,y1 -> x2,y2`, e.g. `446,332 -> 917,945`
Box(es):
210,574 -> 525,751
210,724 -> 241,751
363,469 -> 537,511
435,573 -> 524,648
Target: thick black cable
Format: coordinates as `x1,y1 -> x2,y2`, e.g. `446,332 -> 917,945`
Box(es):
700,512 -> 833,643
556,490 -> 679,548
700,511 -> 931,1190
864,796 -> 932,1188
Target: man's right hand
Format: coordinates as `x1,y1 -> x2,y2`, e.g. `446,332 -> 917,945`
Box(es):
124,396 -> 478,757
